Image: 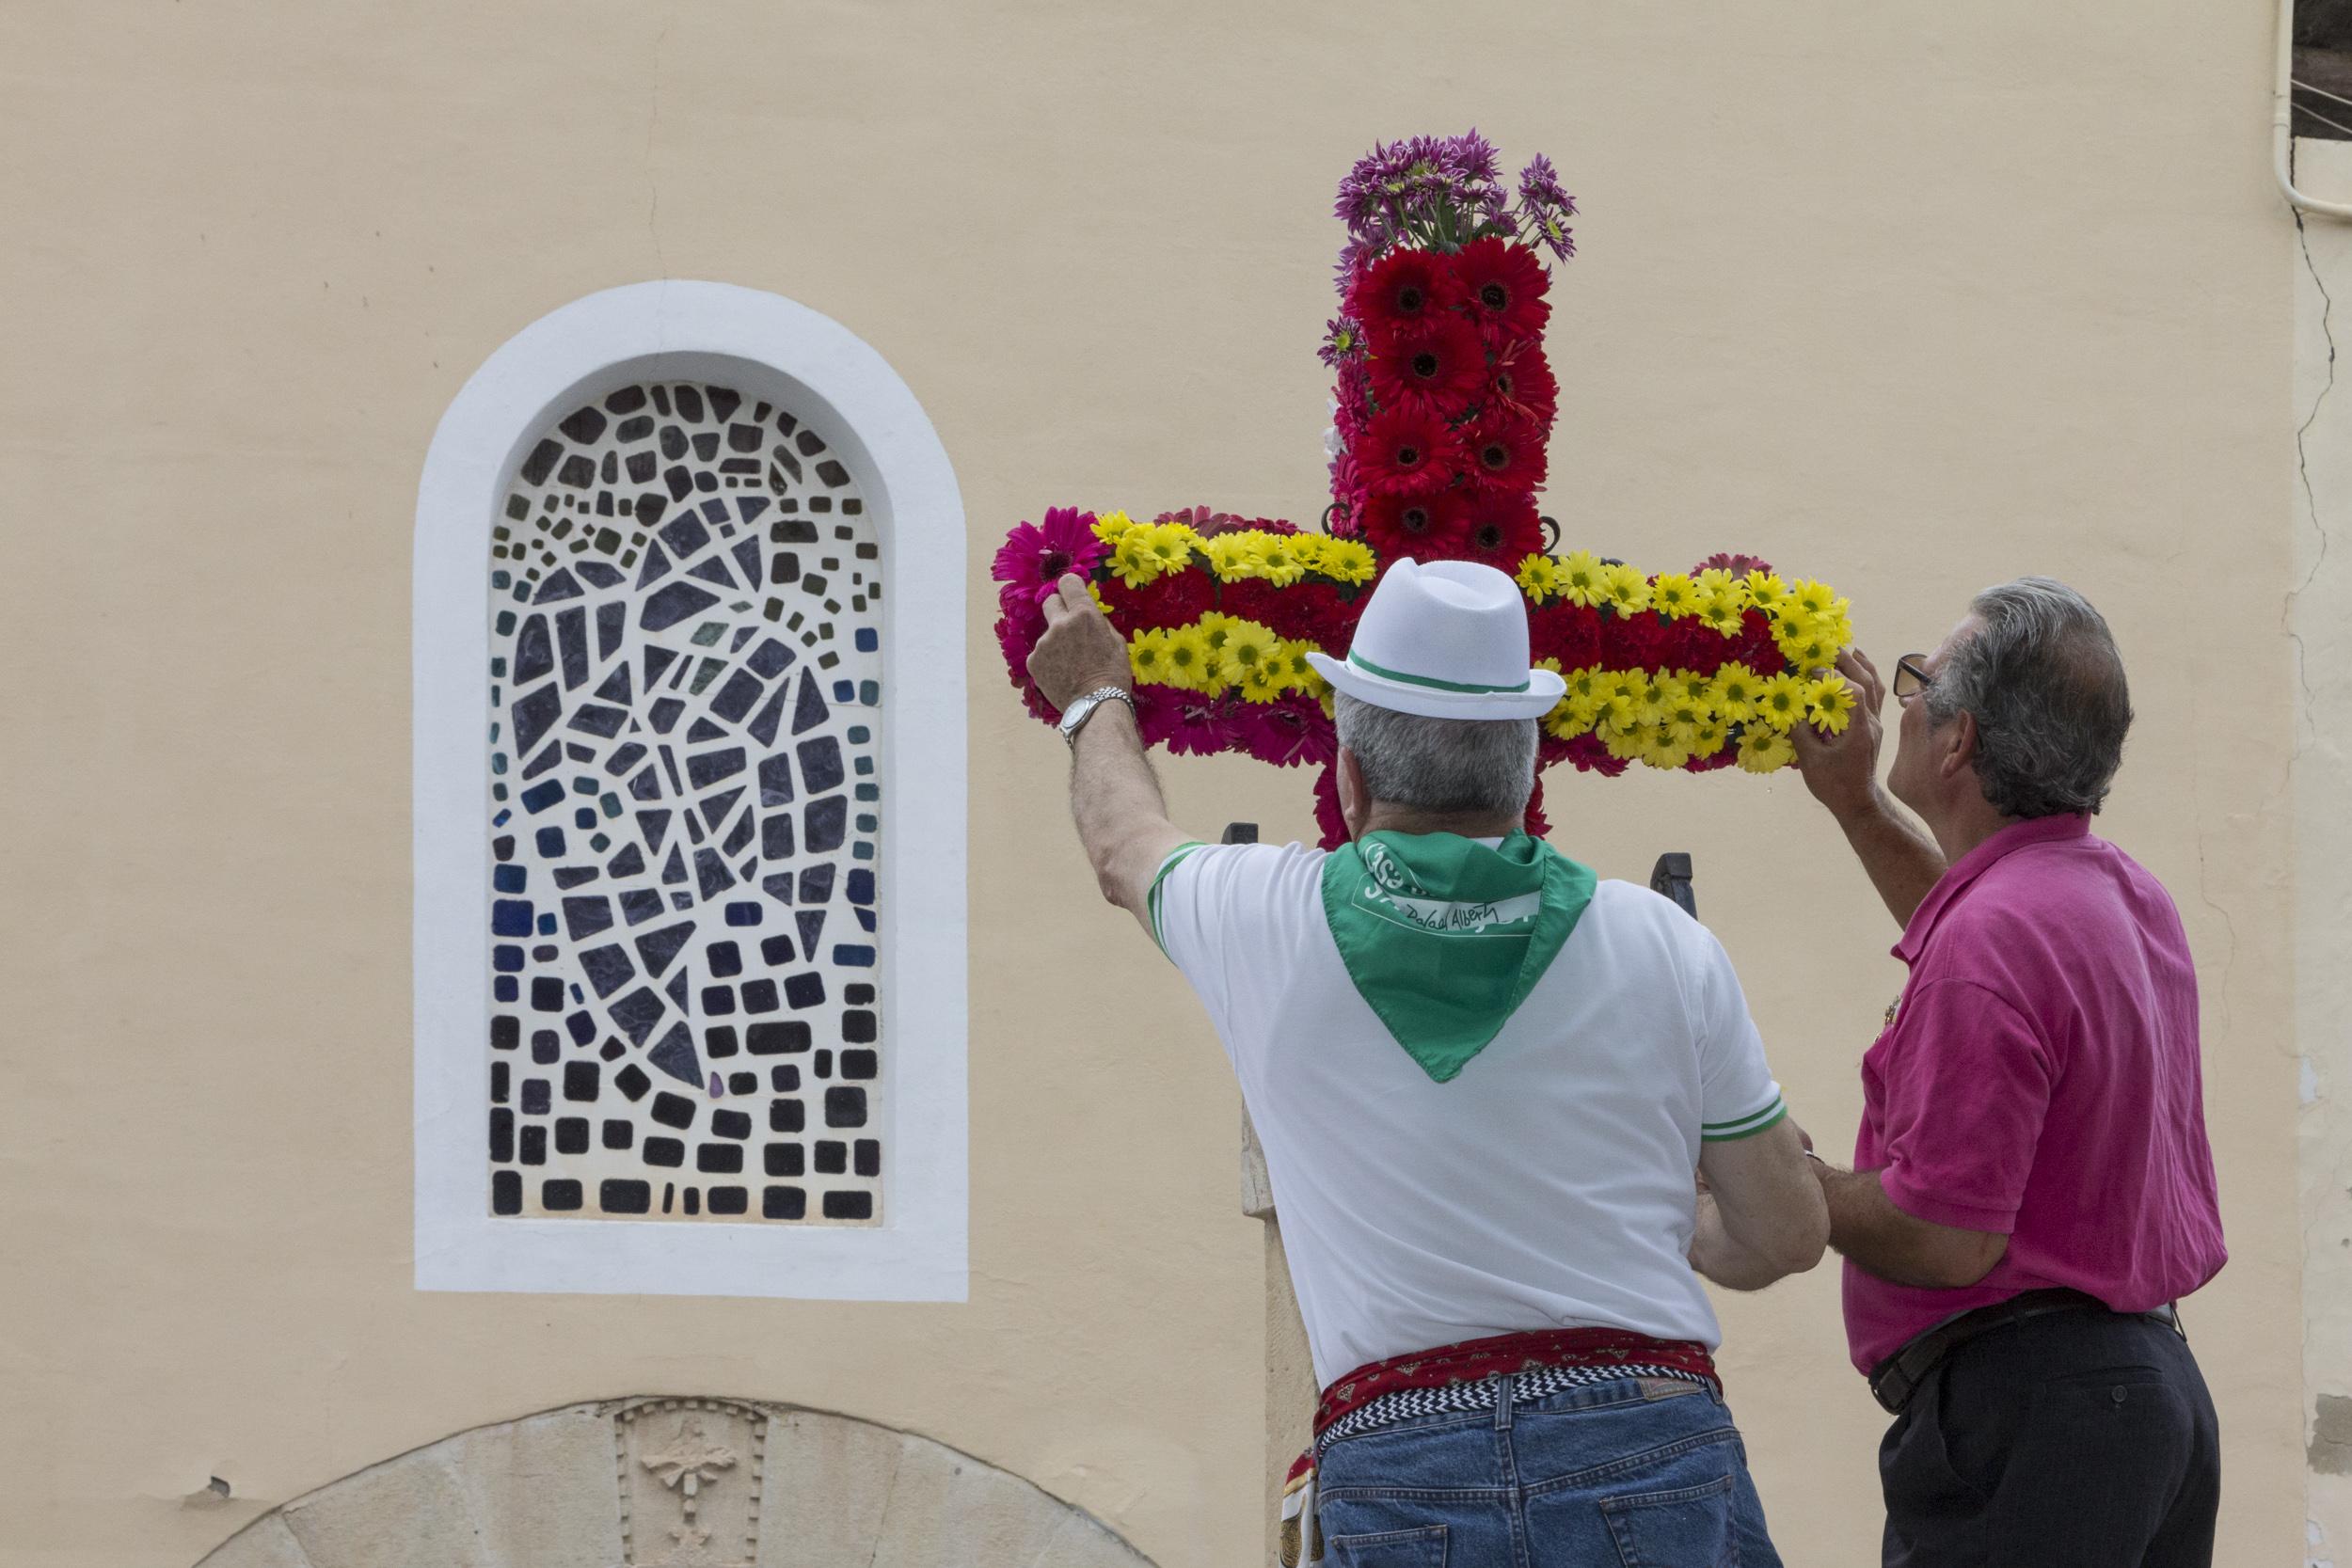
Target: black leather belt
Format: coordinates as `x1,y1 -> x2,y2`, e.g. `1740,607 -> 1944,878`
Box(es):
1867,1287 -> 2184,1416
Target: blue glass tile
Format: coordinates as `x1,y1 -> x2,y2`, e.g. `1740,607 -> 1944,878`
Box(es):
494,976 -> 518,1003
537,913 -> 557,936
536,827 -> 566,858
494,944 -> 525,973
833,945 -> 877,967
856,907 -> 876,932
491,899 -> 535,938
601,793 -> 622,819
707,942 -> 742,978
847,869 -> 875,905
859,681 -> 881,706
566,1010 -> 596,1045
847,726 -> 870,743
491,752 -> 508,776
575,808 -> 597,830
852,843 -> 873,862
496,610 -> 516,637
590,832 -> 612,851
492,809 -> 512,828
724,901 -> 762,927
855,628 -> 879,653
492,784 -> 509,801
834,680 -> 855,702
854,784 -> 879,802
520,781 -> 565,815
494,865 -> 527,893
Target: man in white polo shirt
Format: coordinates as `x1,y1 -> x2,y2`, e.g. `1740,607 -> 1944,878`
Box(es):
1026,557 -> 1828,1565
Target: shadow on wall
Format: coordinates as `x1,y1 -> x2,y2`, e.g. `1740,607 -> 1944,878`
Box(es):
2299,0 -> 2352,139
196,1398 -> 1153,1568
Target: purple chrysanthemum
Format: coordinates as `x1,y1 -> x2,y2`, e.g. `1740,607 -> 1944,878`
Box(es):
1515,153 -> 1578,261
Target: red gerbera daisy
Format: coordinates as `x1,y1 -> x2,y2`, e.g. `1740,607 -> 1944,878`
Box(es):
1462,411 -> 1548,492
1238,693 -> 1340,769
1361,490 -> 1470,559
1449,237 -> 1551,343
1487,345 -> 1558,426
1694,551 -> 1775,578
1163,692 -> 1247,757
1522,772 -> 1551,839
1357,404 -> 1463,497
1312,760 -> 1349,850
1367,315 -> 1488,417
1348,248 -> 1464,338
1455,490 -> 1545,568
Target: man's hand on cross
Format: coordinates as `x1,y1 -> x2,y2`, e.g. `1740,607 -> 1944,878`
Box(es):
1026,573 -> 1134,713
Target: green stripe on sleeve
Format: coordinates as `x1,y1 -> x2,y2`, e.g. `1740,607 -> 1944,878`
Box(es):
1701,1091 -> 1789,1143
1147,842 -> 1211,958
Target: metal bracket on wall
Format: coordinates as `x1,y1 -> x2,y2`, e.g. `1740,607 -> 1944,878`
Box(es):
1650,852 -> 1696,918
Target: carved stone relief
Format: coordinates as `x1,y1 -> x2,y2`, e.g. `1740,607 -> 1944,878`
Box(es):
617,1399 -> 766,1567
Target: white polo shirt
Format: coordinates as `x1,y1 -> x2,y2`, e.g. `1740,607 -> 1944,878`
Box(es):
1152,838 -> 1786,1388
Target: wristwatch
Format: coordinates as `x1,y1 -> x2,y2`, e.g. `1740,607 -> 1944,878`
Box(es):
1057,687 -> 1136,750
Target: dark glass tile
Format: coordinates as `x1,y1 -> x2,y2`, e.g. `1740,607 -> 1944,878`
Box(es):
815,459 -> 850,487
682,1187 -> 701,1214
702,985 -> 737,1015
519,439 -> 564,486
707,1185 -> 749,1215
562,1060 -> 601,1102
648,697 -> 685,736
531,1029 -> 559,1064
566,704 -> 627,738
521,1078 -> 552,1116
539,1178 -> 583,1212
739,979 -> 779,1014
834,680 -> 854,703
705,1026 -> 740,1061
813,1140 -> 846,1174
593,662 -> 633,705
602,1118 -> 635,1149
555,1117 -> 591,1155
708,388 -> 740,421
800,864 -> 836,904
494,864 -> 527,894
599,1177 -> 651,1213
771,1100 -> 805,1134
562,895 -> 613,941
492,1170 -> 523,1214
661,845 -> 688,885
759,933 -> 795,965
514,614 -> 555,685
764,1142 -> 804,1176
660,423 -> 686,458
606,387 -> 648,416
615,1063 -> 651,1101
492,1015 -> 519,1052
649,1089 -> 697,1131
707,941 -> 743,978
625,450 -> 658,483
696,1143 -> 743,1174
636,809 -> 672,855
796,910 -> 826,956
795,430 -> 826,457
771,1066 -> 800,1091
797,736 -> 844,795
763,1185 -> 805,1219
771,550 -> 802,585
853,1140 -> 881,1177
566,1010 -> 596,1046
608,986 -> 666,1046
647,1022 -> 702,1086
557,405 -> 608,444
814,1049 -> 832,1079
721,807 -> 755,859
845,983 -> 875,1005
675,386 -> 706,423
490,1106 -> 513,1160
847,868 -> 875,906
635,494 -> 668,527
600,1037 -> 626,1061
842,1010 -> 878,1045
694,848 -> 736,899
825,1086 -> 867,1127
790,670 -> 830,735
747,1021 -> 810,1055
841,1048 -> 878,1080
688,748 -> 746,788
640,581 -> 720,632
711,1108 -> 753,1140
493,834 -> 516,863
511,685 -> 564,759
823,1190 -> 873,1221
665,465 -> 693,500
533,567 -> 584,603
519,1124 -> 548,1164
578,943 -> 635,999
785,973 -> 826,1010
728,1070 -> 758,1095
531,976 -> 566,1012
494,974 -> 520,1003
634,921 -> 695,977
833,944 -> 876,967
724,901 -> 763,927
494,943 -> 525,973
692,432 -> 722,462
619,887 -> 664,926
804,797 -> 847,853
644,1136 -> 685,1168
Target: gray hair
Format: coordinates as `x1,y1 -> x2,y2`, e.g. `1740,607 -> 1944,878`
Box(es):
1333,692 -> 1538,816
1924,577 -> 2133,818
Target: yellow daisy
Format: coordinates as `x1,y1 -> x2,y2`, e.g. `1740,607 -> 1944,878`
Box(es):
1109,529 -> 1165,589
1203,533 -> 1260,581
1316,537 -> 1378,585
1706,662 -> 1762,723
1237,658 -> 1288,704
1736,725 -> 1796,773
1641,726 -> 1693,770
1561,664 -> 1607,725
1754,673 -> 1808,732
1806,673 -> 1859,734
1248,532 -> 1310,587
1160,625 -> 1216,690
1557,550 -> 1607,608
1694,590 -> 1747,638
1142,523 -> 1199,573
1658,687 -> 1711,746
1780,627 -> 1840,673
1218,618 -> 1281,691
1281,641 -> 1332,699
1650,572 -> 1702,619
1127,629 -> 1171,685
1694,567 -> 1740,604
1742,571 -> 1790,614
1789,578 -> 1840,622
1091,509 -> 1136,546
1690,718 -> 1730,760
1517,553 -> 1561,603
1602,723 -> 1650,761
1599,562 -> 1654,615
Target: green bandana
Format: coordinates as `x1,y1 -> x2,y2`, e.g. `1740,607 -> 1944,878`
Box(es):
1319,830 -> 1597,1083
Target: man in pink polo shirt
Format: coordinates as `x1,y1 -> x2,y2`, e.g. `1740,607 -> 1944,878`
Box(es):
1791,577 -> 2227,1568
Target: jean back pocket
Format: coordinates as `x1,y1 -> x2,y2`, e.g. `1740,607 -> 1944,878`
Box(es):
1328,1523 -> 1448,1567
1601,1471 -> 1737,1567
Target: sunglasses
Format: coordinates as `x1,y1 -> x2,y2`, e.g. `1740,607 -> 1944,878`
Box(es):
1891,655 -> 1934,699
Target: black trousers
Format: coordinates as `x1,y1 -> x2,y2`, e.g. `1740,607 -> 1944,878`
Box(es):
1880,1307 -> 2220,1568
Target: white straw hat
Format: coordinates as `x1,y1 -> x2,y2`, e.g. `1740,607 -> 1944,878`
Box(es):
1306,557 -> 1567,721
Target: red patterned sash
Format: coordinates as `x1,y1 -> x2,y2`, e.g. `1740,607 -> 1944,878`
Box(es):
1314,1327 -> 1720,1440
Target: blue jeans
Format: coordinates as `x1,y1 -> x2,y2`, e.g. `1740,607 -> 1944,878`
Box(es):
1315,1372 -> 1783,1567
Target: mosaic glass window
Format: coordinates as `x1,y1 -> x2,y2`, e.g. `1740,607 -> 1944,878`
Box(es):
485,381 -> 883,1226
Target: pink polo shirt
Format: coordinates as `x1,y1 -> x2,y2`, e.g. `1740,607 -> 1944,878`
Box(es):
1842,814 -> 2226,1374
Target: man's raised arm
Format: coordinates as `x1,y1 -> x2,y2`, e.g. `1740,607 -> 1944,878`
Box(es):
1025,574 -> 1198,936
1788,648 -> 1947,928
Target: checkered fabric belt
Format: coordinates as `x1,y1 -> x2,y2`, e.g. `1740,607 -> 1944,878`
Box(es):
1316,1361 -> 1712,1452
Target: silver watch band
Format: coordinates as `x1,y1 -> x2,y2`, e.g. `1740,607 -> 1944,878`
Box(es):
1059,687 -> 1136,749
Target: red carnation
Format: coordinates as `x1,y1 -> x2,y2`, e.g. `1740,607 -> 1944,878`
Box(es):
1522,772 -> 1551,839
1666,613 -> 1727,673
1263,579 -> 1354,648
1312,761 -> 1349,850
1530,601 -> 1602,670
1463,410 -> 1548,493
1121,563 -> 1216,630
1456,490 -> 1546,570
1488,345 -> 1558,426
1218,578 -> 1277,626
1367,315 -> 1488,417
1560,730 -> 1631,778
1733,608 -> 1785,674
1357,404 -> 1463,497
1349,248 -> 1464,337
1450,237 -> 1551,344
1602,609 -> 1668,673
1361,490 -> 1470,559
1684,744 -> 1740,774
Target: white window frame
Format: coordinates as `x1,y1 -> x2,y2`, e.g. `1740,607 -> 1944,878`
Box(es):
414,281 -> 967,1299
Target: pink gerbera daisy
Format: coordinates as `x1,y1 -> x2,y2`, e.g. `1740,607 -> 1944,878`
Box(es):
992,506 -> 1105,608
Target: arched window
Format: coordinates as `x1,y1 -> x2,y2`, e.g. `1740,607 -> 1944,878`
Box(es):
415,283 -> 966,1299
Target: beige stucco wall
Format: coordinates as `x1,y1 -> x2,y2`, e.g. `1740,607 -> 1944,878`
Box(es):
0,3 -> 2302,1564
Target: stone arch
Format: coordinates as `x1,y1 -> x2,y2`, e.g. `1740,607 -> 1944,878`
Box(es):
195,1398 -> 1153,1568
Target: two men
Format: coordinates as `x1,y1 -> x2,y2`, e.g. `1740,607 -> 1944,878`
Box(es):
1029,558 -> 1828,1562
